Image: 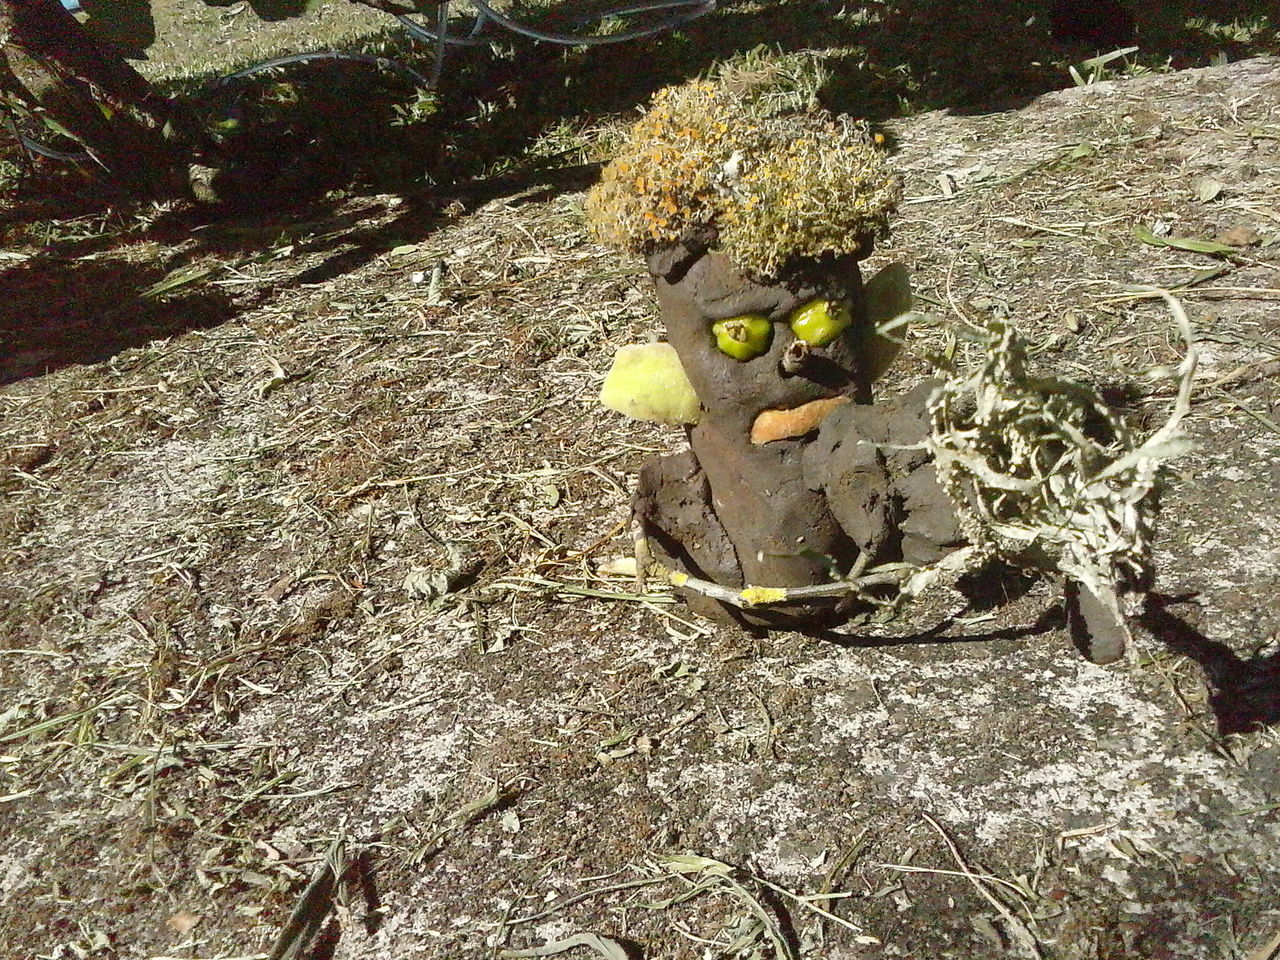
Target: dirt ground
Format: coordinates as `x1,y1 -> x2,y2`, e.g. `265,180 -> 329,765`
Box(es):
3,20 -> 1280,960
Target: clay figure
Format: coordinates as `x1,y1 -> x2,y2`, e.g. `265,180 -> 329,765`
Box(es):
588,73 -> 1193,655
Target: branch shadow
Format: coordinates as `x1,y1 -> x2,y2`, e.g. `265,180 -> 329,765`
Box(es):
145,0 -> 1280,307
806,600 -> 1067,650
1140,593 -> 1280,735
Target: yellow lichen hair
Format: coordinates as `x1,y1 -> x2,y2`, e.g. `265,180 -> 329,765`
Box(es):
585,74 -> 901,279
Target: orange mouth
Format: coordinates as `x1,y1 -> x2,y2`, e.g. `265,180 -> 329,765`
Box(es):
750,396 -> 850,445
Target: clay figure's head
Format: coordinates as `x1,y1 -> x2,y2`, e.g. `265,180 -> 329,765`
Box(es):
648,246 -> 873,440
586,73 -> 902,445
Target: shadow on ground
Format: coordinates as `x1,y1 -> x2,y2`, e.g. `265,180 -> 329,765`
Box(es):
0,254 -> 237,384
1143,594 -> 1280,735
4,0 -> 1278,381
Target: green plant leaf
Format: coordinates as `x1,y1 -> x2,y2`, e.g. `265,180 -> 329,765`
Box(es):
140,264 -> 216,299
1078,46 -> 1140,70
1134,225 -> 1237,256
38,114 -> 87,146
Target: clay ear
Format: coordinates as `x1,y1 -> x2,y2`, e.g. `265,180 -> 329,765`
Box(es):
862,262 -> 913,382
599,342 -> 701,425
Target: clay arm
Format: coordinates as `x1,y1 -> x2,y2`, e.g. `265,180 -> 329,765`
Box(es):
645,544 -> 984,610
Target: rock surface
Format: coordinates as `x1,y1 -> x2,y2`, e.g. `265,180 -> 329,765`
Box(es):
3,57 -> 1280,960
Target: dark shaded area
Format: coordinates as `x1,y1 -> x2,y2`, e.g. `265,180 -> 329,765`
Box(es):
810,603 -> 1068,650
0,153 -> 603,389
0,162 -> 590,386
0,254 -> 239,385
12,0 -> 1280,207
1141,593 -> 1280,734
1,0 -> 205,195
350,850 -> 384,936
190,55 -> 447,208
957,562 -> 1042,612
306,919 -> 342,960
1049,0 -> 1136,47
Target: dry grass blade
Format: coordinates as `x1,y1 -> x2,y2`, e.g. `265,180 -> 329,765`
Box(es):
748,874 -> 875,941
658,855 -> 796,960
1247,930 -> 1280,960
921,813 -> 1043,960
409,780 -> 522,866
505,876 -> 671,927
500,933 -> 633,960
267,834 -> 350,960
0,695 -> 133,744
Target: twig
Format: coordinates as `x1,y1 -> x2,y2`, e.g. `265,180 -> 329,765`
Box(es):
662,564 -> 906,608
1246,929 -> 1280,960
268,833 -> 350,960
504,876 -> 670,926
1096,285 -> 1280,303
750,874 -> 875,939
1212,389 -> 1280,436
1116,285 -> 1197,446
716,873 -> 797,960
921,813 -> 1043,960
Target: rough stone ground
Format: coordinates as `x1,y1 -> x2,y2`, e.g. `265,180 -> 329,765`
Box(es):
3,54 -> 1280,960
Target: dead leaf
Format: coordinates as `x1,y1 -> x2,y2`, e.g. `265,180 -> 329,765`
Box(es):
263,571 -> 298,603
166,910 -> 202,935
1216,224 -> 1261,247
1192,176 -> 1225,203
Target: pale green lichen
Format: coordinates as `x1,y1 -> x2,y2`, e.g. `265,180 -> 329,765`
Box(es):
585,75 -> 901,279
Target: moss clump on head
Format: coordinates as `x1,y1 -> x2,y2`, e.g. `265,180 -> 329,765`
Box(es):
585,81 -> 751,255
585,76 -> 901,279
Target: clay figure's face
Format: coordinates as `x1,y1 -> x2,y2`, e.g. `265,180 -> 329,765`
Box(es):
650,250 -> 873,438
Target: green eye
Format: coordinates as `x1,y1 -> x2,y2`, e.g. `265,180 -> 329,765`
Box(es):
789,299 -> 852,347
712,314 -> 773,361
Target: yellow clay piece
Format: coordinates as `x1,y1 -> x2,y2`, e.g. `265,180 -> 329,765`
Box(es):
740,586 -> 788,606
599,342 -> 701,425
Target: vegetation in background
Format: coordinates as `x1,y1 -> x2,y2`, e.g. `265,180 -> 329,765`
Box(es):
5,0 -> 1280,219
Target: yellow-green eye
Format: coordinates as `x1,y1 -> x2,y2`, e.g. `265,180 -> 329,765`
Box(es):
789,299 -> 852,347
712,314 -> 773,361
